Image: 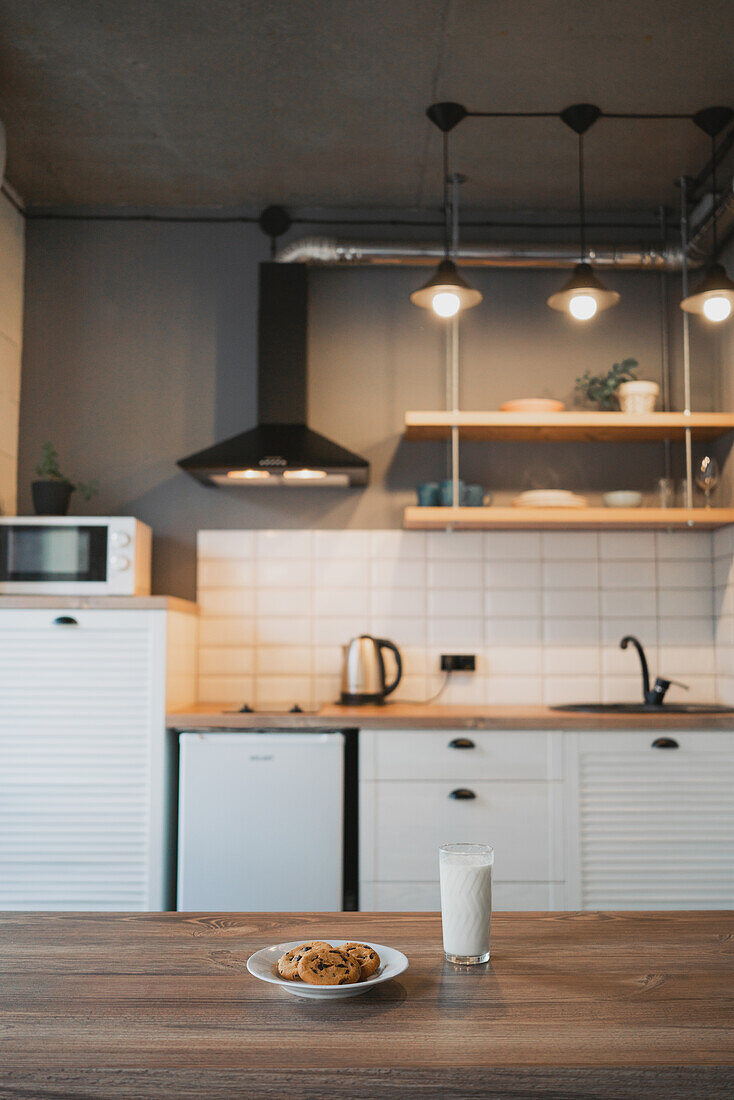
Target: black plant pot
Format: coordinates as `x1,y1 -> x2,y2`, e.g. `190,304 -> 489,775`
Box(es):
32,480 -> 74,516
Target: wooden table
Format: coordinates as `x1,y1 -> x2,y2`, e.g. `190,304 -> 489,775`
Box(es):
1,911 -> 733,1098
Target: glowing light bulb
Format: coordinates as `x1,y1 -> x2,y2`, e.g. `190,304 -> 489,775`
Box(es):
568,294 -> 598,321
432,291 -> 461,318
702,295 -> 732,323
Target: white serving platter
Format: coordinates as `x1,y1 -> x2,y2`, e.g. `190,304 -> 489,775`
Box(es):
247,939 -> 409,999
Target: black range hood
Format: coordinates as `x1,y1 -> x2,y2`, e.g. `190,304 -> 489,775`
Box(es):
178,262 -> 369,488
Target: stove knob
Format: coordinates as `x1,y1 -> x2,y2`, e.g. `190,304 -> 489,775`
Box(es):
110,531 -> 131,548
110,554 -> 131,572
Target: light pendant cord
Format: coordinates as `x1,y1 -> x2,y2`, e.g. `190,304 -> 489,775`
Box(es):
711,132 -> 718,256
442,131 -> 451,259
578,132 -> 586,262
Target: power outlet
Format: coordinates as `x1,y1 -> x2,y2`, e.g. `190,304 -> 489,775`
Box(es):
440,654 -> 476,672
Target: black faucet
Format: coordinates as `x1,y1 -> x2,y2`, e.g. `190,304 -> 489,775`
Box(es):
620,635 -> 688,707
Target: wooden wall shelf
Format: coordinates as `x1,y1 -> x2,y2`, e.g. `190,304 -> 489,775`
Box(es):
404,506 -> 734,531
404,410 -> 734,443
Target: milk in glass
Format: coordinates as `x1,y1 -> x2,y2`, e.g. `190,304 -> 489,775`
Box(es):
439,843 -> 494,964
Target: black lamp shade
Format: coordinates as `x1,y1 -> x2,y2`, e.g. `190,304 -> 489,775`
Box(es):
547,262 -> 620,316
410,259 -> 483,313
680,262 -> 734,319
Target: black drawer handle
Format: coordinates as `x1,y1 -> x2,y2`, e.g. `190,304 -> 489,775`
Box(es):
652,737 -> 679,750
53,616 -> 79,626
449,737 -> 475,749
449,788 -> 476,800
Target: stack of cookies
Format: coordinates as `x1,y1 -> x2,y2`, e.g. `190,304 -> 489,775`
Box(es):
277,940 -> 381,986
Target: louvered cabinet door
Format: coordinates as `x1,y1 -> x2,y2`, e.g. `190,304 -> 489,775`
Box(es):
565,731 -> 734,910
0,610 -> 158,910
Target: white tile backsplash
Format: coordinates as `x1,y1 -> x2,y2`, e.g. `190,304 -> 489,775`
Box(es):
257,558 -> 313,588
541,532 -> 598,559
598,531 -> 655,559
196,526 -> 731,708
485,589 -> 542,617
484,531 -> 541,559
429,589 -> 483,618
257,529 -> 314,558
428,617 -> 484,646
369,530 -> 426,558
427,531 -> 484,559
427,559 -> 483,589
256,588 -> 311,617
371,587 -> 426,618
314,587 -> 370,617
599,560 -> 656,589
370,558 -> 427,589
542,560 -> 599,588
197,559 -> 256,588
198,588 -> 256,617
484,560 -> 542,588
655,530 -> 711,560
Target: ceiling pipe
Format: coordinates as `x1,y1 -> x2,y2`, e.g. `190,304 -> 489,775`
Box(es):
686,185 -> 734,265
275,235 -> 689,270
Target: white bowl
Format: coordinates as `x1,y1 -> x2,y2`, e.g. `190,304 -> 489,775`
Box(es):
247,939 -> 409,999
603,491 -> 643,508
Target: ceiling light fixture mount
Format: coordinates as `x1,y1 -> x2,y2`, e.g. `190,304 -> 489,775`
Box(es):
411,102 -> 481,318
547,103 -> 619,321
680,105 -> 734,323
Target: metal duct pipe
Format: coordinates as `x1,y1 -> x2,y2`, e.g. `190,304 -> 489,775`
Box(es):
686,186 -> 734,265
276,235 -> 689,270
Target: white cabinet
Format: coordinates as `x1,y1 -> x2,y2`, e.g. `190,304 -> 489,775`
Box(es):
359,729 -> 565,911
0,605 -> 197,910
564,731 -> 734,909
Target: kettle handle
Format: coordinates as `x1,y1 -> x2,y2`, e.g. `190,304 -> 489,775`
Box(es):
377,638 -> 403,697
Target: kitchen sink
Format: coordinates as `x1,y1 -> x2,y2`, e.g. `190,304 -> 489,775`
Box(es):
551,702 -> 734,714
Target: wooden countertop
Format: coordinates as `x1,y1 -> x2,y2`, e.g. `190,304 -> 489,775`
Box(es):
2,911 -> 732,1098
167,702 -> 734,730
0,595 -> 198,613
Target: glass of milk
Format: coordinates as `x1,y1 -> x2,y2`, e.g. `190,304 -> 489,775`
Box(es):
439,843 -> 494,964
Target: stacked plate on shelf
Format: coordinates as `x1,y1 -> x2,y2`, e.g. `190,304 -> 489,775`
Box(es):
512,489 -> 588,508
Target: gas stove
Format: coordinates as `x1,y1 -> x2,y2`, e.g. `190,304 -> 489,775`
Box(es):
224,703 -> 316,715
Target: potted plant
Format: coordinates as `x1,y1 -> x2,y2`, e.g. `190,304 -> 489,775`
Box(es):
574,357 -> 658,412
575,358 -> 639,410
32,443 -> 98,515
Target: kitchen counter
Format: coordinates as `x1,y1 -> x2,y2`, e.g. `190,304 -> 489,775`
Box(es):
1,911 -> 732,1098
0,595 -> 198,612
167,702 -> 734,730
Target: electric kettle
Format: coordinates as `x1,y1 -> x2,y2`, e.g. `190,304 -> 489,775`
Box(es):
340,634 -> 403,705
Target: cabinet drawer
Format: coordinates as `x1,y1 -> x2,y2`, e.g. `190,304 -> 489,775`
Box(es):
360,729 -> 556,781
360,881 -> 562,912
364,780 -> 552,881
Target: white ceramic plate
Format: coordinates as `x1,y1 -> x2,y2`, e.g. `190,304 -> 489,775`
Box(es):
247,939 -> 409,999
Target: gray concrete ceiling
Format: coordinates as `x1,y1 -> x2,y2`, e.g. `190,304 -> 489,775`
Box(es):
0,0 -> 732,211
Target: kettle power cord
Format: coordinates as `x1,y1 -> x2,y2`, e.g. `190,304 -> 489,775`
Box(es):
398,670 -> 452,706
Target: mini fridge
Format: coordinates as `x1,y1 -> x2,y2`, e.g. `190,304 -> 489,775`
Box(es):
177,732 -> 344,910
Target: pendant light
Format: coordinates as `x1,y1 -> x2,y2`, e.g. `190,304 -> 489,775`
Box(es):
680,106 -> 734,323
411,102 -> 482,318
547,104 -> 619,321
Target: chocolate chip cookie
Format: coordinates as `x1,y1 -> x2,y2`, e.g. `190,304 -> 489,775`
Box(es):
296,944 -> 361,986
277,941 -> 332,981
340,942 -> 381,979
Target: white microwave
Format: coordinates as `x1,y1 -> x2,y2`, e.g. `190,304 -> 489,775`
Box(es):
0,516 -> 152,595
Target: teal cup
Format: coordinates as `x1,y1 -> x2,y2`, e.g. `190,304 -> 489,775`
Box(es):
416,482 -> 440,506
464,484 -> 486,507
439,478 -> 466,506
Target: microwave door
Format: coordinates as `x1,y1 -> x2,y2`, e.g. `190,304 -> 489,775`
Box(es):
0,524 -> 108,590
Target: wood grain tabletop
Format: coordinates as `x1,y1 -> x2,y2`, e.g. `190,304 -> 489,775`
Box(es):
1,910 -> 732,1099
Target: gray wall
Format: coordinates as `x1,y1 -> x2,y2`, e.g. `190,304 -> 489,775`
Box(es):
19,216 -> 720,598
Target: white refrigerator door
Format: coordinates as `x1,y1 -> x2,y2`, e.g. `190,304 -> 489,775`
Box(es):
177,732 -> 344,911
